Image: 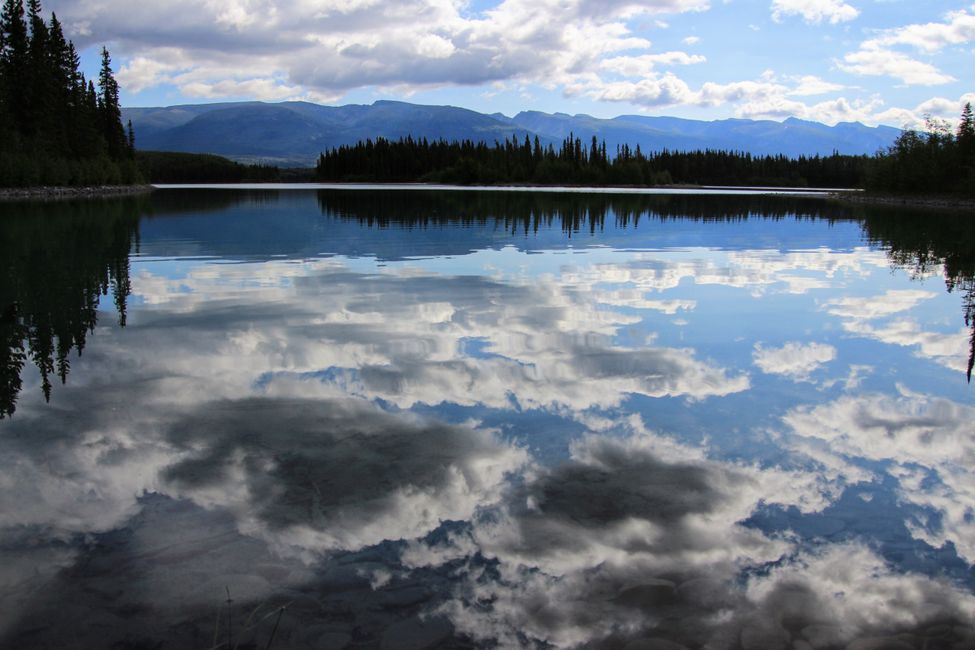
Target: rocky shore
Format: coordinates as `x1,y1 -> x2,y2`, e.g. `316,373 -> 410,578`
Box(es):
830,191 -> 975,211
0,184 -> 155,201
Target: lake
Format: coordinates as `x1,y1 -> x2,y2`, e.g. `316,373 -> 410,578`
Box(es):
1,186 -> 973,650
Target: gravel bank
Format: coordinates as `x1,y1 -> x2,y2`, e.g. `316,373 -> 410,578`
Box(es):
0,184 -> 155,201
830,191 -> 975,211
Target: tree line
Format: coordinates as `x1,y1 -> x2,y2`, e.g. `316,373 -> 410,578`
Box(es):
0,0 -> 137,187
135,151 -> 280,183
865,103 -> 975,196
315,133 -> 869,188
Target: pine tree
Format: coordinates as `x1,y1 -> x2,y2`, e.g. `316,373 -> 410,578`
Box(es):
959,102 -> 975,157
98,45 -> 126,159
0,0 -> 29,136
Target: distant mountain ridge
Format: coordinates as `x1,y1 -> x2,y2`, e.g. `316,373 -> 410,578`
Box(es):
122,100 -> 902,167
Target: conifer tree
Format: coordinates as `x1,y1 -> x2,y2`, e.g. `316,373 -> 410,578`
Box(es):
0,0 -> 29,136
959,102 -> 974,157
98,45 -> 126,159
0,0 -> 136,185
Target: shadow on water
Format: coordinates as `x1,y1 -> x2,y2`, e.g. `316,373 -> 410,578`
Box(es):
0,196 -> 143,417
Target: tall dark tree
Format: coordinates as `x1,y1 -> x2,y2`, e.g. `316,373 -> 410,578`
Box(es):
959,102 -> 975,164
866,102 -> 975,196
0,0 -> 29,138
0,0 -> 136,186
98,45 -> 126,159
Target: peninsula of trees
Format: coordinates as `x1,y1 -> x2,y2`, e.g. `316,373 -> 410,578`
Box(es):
0,0 -> 136,187
316,103 -> 975,196
316,135 -> 866,188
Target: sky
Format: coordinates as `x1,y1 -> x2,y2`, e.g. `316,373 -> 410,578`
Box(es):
43,0 -> 975,128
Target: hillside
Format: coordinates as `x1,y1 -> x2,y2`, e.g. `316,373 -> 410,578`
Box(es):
123,100 -> 902,167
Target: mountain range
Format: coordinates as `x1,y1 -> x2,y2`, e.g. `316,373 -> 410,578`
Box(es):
122,100 -> 902,167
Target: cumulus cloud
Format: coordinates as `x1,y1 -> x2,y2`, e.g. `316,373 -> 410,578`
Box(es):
753,340 -> 836,381
48,0 -> 711,102
839,46 -> 956,86
864,6 -> 975,54
838,7 -> 975,87
414,429 -> 839,647
782,388 -> 975,563
822,289 -> 936,320
746,543 -> 975,639
406,427 -> 974,648
823,289 -> 970,373
771,0 -> 860,25
160,397 -> 530,557
127,256 -> 751,411
562,247 -> 888,297
40,0 -> 931,126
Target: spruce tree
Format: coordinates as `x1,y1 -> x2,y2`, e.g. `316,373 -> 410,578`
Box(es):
959,102 -> 975,157
98,45 -> 126,159
0,0 -> 29,136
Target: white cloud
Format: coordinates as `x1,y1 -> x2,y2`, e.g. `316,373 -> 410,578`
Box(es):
747,542 -> 975,634
865,7 -> 975,54
753,341 -> 836,381
430,428 -> 840,648
822,289 -> 935,320
600,51 -> 707,77
771,0 -> 860,25
788,74 -> 846,96
822,289 -> 969,374
783,388 -> 975,562
870,92 -> 975,130
48,0 -> 713,102
838,8 -> 975,87
839,46 -> 956,86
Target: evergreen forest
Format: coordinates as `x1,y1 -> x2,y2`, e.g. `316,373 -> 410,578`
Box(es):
865,105 -> 975,196
316,134 -> 868,188
317,103 -> 975,196
0,0 -> 137,187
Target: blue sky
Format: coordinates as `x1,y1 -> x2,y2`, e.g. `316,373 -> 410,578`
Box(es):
52,0 -> 974,127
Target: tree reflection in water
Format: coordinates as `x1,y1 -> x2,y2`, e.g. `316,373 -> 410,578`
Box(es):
0,197 -> 142,417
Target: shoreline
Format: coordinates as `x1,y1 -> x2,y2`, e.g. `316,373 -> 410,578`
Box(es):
829,191 -> 975,211
0,184 -> 156,201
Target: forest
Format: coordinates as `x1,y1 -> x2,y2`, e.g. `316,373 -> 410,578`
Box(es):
0,0 -> 136,187
317,103 -> 975,195
316,134 -> 868,188
865,105 -> 975,196
135,151 -> 280,183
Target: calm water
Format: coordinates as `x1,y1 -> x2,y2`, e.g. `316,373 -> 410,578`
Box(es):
1,187 -> 974,650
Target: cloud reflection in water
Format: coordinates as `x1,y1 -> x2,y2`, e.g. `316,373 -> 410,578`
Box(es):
3,193 -> 975,648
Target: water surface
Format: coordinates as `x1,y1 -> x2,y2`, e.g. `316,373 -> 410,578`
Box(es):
1,188 -> 973,649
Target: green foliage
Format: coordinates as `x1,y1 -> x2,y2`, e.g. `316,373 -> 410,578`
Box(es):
135,151 -> 280,183
317,134 -> 867,188
0,0 -> 137,187
865,104 -> 975,196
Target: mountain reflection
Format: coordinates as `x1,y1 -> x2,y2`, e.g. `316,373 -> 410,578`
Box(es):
0,197 -> 142,417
